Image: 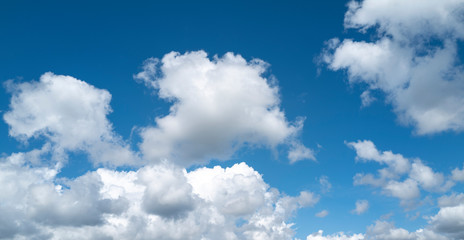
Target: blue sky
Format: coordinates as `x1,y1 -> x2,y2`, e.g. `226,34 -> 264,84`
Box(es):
1,0 -> 464,239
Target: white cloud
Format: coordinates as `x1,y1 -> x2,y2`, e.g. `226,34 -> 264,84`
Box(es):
429,201 -> 464,239
352,200 -> 369,215
306,218 -> 458,240
324,0 -> 464,135
344,141 -> 464,239
438,193 -> 464,208
344,199 -> 464,240
186,162 -> 267,216
139,163 -> 196,218
348,140 -> 454,205
306,230 -> 364,240
0,154 -> 318,239
366,221 -> 416,240
0,153 -> 129,239
431,196 -> 464,238
135,51 -> 312,165
451,164 -> 464,182
360,90 -> 375,107
315,210 -> 329,218
0,61 -> 318,239
288,142 -> 316,163
384,179 -> 420,203
319,175 -> 332,193
347,140 -> 410,176
3,72 -> 138,167
409,160 -> 452,192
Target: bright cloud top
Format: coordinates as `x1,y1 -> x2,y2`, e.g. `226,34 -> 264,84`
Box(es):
135,51 -> 313,165
324,0 -> 464,134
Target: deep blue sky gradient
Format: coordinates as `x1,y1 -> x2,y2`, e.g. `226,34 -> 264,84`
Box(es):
1,1 -> 464,238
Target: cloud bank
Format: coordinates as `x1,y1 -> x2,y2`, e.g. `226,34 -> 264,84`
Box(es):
0,51 -> 317,239
0,154 -> 319,239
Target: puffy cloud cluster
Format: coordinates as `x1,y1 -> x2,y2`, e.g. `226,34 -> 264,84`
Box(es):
134,51 -> 313,165
0,152 -> 128,239
324,0 -> 464,134
3,73 -> 138,167
0,51 -> 317,239
330,140 -> 464,240
430,193 -> 464,239
348,140 -> 455,206
0,156 -> 318,240
307,212 -> 464,240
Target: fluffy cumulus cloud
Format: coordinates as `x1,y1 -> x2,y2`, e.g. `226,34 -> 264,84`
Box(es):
324,0 -> 464,135
348,140 -> 455,206
0,157 -> 318,240
430,193 -> 464,239
306,140 -> 464,240
0,51 -> 318,239
329,140 -> 464,240
3,72 -> 138,167
134,51 -> 312,165
0,152 -> 128,239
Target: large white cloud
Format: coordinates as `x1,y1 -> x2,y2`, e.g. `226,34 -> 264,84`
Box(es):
0,152 -> 128,239
134,51 -> 313,165
0,51 -> 318,239
430,200 -> 464,239
0,155 -> 318,239
324,0 -> 464,135
3,72 -> 138,167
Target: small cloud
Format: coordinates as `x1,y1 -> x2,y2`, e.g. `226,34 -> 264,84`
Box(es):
319,176 -> 332,193
360,90 -> 375,107
380,212 -> 393,220
288,142 -> 316,164
315,210 -> 329,218
352,200 -> 369,215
